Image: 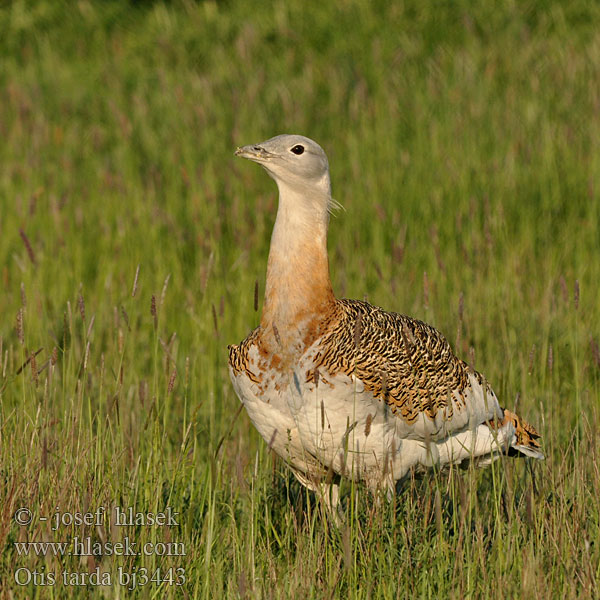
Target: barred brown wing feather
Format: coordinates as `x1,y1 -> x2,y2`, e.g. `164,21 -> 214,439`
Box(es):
309,299 -> 498,429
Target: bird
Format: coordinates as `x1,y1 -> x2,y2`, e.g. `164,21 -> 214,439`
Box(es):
228,134 -> 543,515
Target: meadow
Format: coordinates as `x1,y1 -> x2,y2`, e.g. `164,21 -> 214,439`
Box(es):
0,0 -> 599,597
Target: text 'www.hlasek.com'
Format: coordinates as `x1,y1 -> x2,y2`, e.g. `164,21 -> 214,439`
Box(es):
12,506 -> 186,591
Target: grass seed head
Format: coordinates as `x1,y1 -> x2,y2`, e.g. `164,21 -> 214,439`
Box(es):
167,368 -> 177,394
83,340 -> 90,372
139,380 -> 147,405
15,308 -> 24,345
30,350 -> 38,386
528,344 -> 536,375
354,311 -> 363,350
212,303 -> 219,335
469,346 -> 476,368
120,306 -> 129,331
86,314 -> 95,339
401,322 -> 415,353
78,292 -> 86,322
160,274 -> 171,308
151,295 -> 158,330
380,369 -> 388,401
364,413 -> 372,437
19,228 -> 36,265
131,264 -> 140,297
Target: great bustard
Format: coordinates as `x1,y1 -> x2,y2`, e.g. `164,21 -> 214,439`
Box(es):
229,134 -> 543,514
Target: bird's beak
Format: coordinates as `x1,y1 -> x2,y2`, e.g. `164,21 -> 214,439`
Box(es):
234,144 -> 275,163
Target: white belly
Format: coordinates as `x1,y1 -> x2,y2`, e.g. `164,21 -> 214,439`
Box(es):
229,347 -> 432,487
229,334 -> 510,492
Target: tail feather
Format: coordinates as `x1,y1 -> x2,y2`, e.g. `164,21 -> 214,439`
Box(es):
488,408 -> 544,460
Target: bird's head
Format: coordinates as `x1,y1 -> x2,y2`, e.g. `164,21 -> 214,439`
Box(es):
235,134 -> 332,199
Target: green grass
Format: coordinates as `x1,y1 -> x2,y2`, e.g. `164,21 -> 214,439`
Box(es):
1,0 -> 599,597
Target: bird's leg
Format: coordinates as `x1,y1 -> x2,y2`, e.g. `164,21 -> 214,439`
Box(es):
317,481 -> 344,525
364,472 -> 396,515
290,467 -> 344,524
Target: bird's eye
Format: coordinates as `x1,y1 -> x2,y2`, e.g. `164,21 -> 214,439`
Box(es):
290,145 -> 305,155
